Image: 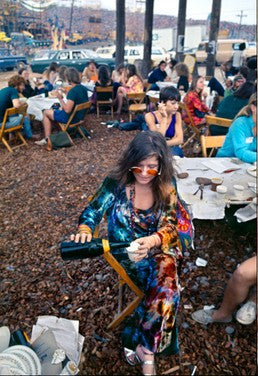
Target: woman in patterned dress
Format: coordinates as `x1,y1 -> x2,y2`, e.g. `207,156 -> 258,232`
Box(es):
183,75 -> 213,126
114,63 -> 144,118
71,131 -> 192,375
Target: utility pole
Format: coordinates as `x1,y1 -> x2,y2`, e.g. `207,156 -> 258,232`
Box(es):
206,0 -> 221,76
236,10 -> 247,38
142,0 -> 154,78
115,0 -> 125,68
69,0 -> 75,36
176,0 -> 187,62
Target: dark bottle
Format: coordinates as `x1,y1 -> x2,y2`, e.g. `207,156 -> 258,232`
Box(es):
60,238 -> 131,260
9,330 -> 31,347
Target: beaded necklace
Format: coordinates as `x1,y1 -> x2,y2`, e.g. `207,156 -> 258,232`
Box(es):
129,183 -> 159,240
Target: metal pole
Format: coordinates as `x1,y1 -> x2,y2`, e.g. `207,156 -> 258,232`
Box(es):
142,0 -> 154,78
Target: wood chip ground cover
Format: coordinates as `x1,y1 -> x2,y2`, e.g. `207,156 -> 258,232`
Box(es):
0,114 -> 256,375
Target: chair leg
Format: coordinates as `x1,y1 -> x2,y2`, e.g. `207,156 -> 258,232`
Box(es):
181,133 -> 196,148
65,131 -> 75,145
77,126 -> 87,140
97,105 -> 99,118
107,296 -> 143,330
129,113 -> 132,122
1,136 -> 13,153
111,105 -> 114,119
17,131 -> 28,147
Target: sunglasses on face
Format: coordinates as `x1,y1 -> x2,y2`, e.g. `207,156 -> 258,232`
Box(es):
130,166 -> 161,176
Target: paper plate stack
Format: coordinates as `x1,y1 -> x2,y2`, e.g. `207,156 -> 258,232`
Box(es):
0,345 -> 41,375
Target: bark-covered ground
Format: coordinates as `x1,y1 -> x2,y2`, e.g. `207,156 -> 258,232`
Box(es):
0,110 -> 256,375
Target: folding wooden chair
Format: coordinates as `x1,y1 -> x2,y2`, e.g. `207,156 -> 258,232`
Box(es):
58,102 -> 91,145
200,135 -> 226,157
96,86 -> 114,118
127,92 -> 147,122
179,102 -> 201,148
90,199 -> 144,330
0,104 -> 28,153
205,115 -> 232,129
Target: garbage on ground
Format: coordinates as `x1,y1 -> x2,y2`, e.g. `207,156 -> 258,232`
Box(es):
195,257 -> 208,267
0,316 -> 84,375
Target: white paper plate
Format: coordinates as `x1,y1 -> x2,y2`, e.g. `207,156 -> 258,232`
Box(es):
0,354 -> 27,374
0,326 -> 10,352
4,348 -> 35,375
0,364 -> 27,375
246,166 -> 256,178
3,346 -> 41,376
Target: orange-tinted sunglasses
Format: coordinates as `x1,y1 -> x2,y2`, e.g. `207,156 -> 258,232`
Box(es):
130,166 -> 160,176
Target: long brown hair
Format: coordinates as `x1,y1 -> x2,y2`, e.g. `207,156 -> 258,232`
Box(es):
189,75 -> 203,99
109,131 -> 174,210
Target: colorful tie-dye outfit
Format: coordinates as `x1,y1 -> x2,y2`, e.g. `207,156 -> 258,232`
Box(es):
79,177 -> 191,354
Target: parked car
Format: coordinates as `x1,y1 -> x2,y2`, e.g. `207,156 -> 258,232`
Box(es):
95,45 -> 170,65
195,39 -> 254,64
30,49 -> 115,74
0,48 -> 27,71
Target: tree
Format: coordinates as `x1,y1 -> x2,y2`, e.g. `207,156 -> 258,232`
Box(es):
142,0 -> 154,78
115,0 -> 125,69
206,0 -> 222,76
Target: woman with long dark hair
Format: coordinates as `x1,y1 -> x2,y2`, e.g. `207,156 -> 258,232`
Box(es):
114,64 -> 144,117
183,75 -> 212,126
71,131 -> 192,375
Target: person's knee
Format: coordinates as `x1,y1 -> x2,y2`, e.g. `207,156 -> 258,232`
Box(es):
232,265 -> 255,287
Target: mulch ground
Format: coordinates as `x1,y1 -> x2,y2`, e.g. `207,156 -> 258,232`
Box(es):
0,113 -> 256,375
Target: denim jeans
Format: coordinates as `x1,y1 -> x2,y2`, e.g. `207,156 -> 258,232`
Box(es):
2,114 -> 32,139
170,145 -> 184,157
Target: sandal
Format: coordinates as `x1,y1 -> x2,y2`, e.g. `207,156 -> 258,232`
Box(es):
135,345 -> 156,376
124,347 -> 138,366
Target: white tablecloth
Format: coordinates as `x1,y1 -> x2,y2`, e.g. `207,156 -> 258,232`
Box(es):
174,157 -> 256,220
156,81 -> 177,89
27,95 -> 60,121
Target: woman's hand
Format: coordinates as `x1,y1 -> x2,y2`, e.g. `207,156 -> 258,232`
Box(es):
134,235 -> 160,262
157,102 -> 167,118
70,232 -> 92,243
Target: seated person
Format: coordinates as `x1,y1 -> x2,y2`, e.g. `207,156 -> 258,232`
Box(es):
35,68 -> 89,146
192,256 -> 256,325
0,75 -> 33,139
111,63 -> 126,98
18,67 -> 35,98
114,64 -> 144,118
148,60 -> 170,90
216,93 -> 256,163
82,60 -> 98,83
174,63 -> 190,93
42,62 -> 59,92
53,65 -> 69,89
224,75 -> 245,98
165,59 -> 178,81
210,81 -> 256,135
91,65 -> 113,105
145,86 -> 184,157
183,76 -> 212,126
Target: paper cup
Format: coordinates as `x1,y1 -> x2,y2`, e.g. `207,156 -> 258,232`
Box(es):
216,185 -> 228,194
211,177 -> 223,192
126,242 -> 139,262
233,184 -> 244,199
